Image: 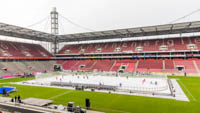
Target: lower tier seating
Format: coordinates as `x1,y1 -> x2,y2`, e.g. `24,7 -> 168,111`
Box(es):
0,61 -> 55,78
59,59 -> 200,74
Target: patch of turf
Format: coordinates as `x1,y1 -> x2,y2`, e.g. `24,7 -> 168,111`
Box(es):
0,77 -> 34,83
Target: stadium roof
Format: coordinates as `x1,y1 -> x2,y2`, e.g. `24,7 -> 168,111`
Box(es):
1,21 -> 200,42
58,21 -> 200,42
0,22 -> 55,42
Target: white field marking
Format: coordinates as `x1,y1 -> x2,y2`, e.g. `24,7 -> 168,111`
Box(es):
48,90 -> 73,99
92,107 -> 130,113
178,80 -> 197,102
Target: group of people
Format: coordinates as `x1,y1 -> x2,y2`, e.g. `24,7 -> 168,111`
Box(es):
11,95 -> 21,103
72,73 -> 89,80
56,74 -> 90,82
150,81 -> 158,85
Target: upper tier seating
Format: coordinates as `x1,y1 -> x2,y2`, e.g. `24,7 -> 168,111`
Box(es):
0,40 -> 52,57
58,36 -> 200,55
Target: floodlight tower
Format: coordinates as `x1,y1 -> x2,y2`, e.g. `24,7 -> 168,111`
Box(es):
50,7 -> 59,54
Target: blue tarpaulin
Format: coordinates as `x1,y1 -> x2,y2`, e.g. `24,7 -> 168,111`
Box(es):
0,87 -> 15,94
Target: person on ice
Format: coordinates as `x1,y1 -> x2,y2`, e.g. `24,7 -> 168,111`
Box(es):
142,79 -> 146,84
119,83 -> 122,87
155,81 -> 158,85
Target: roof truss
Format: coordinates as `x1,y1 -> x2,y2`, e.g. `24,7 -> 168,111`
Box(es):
0,23 -> 56,42
0,21 -> 200,42
58,21 -> 200,42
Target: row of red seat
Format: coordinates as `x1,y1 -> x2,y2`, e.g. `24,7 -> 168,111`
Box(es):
57,59 -> 200,73
58,36 -> 200,54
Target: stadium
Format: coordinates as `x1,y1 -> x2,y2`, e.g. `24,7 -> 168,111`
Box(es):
0,0 -> 200,113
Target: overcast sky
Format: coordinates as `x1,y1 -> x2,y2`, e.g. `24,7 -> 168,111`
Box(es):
0,0 -> 200,35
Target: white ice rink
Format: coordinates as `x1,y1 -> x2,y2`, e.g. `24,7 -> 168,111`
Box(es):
21,72 -> 188,101
28,73 -> 170,93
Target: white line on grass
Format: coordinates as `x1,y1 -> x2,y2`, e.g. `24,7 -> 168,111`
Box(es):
48,90 -> 73,99
178,80 -> 197,102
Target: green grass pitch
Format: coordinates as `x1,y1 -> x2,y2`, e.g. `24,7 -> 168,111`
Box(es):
0,77 -> 34,83
0,76 -> 200,113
